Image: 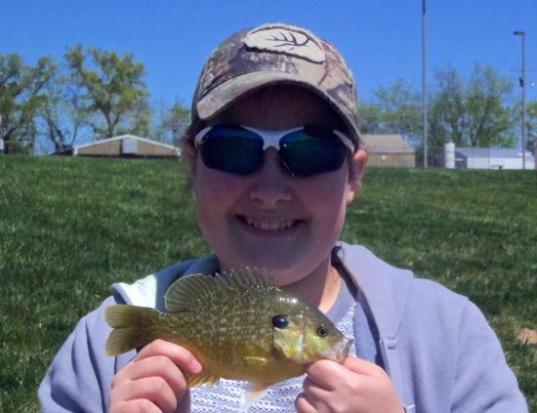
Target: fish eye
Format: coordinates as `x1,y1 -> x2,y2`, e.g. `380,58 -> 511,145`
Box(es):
317,326 -> 329,337
272,315 -> 289,329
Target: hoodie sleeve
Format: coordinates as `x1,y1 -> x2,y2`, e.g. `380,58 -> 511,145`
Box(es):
38,296 -> 121,413
451,300 -> 528,413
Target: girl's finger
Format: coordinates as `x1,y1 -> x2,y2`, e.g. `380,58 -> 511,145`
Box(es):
113,355 -> 188,398
134,339 -> 202,375
295,392 -> 317,413
302,377 -> 331,401
111,399 -> 162,413
112,376 -> 178,413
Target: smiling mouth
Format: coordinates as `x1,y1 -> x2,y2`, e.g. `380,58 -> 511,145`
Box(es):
240,216 -> 302,231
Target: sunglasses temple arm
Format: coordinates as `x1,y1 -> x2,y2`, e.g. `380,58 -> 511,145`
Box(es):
334,130 -> 356,153
193,126 -> 213,148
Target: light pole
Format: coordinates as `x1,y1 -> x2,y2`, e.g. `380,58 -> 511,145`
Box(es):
513,30 -> 527,170
422,0 -> 428,167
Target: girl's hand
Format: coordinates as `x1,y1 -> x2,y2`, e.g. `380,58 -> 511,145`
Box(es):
296,355 -> 404,413
109,339 -> 202,413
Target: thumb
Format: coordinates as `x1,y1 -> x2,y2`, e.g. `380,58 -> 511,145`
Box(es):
342,355 -> 384,377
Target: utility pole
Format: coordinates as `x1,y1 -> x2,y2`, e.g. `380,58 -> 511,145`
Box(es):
513,30 -> 527,170
422,0 -> 428,167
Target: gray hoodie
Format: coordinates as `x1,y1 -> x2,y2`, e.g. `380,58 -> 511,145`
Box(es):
39,242 -> 528,412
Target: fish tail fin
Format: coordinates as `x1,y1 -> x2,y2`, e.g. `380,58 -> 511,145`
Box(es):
105,304 -> 164,356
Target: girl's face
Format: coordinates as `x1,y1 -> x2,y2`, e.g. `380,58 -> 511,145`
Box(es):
191,86 -> 367,286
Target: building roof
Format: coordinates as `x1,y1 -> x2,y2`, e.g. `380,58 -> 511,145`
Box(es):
73,134 -> 180,157
361,134 -> 415,154
456,147 -> 535,160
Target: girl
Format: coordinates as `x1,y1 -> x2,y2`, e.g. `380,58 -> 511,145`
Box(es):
40,23 -> 527,413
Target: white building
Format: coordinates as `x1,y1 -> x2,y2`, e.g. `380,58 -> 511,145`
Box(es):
453,147 -> 535,170
71,135 -> 181,159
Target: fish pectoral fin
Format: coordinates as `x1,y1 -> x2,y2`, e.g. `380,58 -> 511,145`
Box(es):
185,370 -> 220,388
243,356 -> 269,368
239,382 -> 270,411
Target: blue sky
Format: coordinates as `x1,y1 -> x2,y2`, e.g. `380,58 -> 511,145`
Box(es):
2,0 -> 536,108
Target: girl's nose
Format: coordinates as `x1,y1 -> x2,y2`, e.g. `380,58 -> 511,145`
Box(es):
249,149 -> 292,206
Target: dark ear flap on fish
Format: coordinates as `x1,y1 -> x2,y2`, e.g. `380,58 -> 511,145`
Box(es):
165,270 -> 278,312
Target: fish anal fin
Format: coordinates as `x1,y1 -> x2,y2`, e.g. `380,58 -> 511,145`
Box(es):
239,382 -> 270,411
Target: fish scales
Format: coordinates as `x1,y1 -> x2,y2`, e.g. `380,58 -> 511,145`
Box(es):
179,284 -> 279,370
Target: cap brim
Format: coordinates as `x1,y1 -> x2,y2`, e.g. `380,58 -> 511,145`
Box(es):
196,72 -> 361,147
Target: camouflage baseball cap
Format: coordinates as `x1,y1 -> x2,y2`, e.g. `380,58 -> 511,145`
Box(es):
191,23 -> 361,148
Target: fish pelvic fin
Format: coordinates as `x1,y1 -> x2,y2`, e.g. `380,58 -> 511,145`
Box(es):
185,370 -> 220,387
105,304 -> 164,356
239,382 -> 270,411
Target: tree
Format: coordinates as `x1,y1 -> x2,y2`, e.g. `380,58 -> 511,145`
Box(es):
356,102 -> 383,135
429,65 -> 516,148
151,101 -> 190,145
66,45 -> 150,138
0,54 -> 55,153
428,68 -> 465,147
374,79 -> 422,135
166,102 -> 190,145
357,79 -> 422,145
525,100 -> 537,152
38,67 -> 90,154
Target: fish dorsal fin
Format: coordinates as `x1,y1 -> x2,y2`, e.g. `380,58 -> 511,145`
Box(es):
165,269 -> 277,312
220,267 -> 277,289
165,273 -> 222,312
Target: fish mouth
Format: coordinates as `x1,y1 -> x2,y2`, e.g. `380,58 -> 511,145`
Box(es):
238,215 -> 303,232
330,337 -> 353,363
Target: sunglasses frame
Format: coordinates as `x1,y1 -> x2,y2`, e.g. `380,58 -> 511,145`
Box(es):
193,124 -> 356,177
194,124 -> 355,154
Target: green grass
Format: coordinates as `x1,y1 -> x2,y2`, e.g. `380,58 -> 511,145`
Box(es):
1,156 -> 536,411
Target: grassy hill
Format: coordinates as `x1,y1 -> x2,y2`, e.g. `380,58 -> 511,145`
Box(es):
1,156 -> 536,411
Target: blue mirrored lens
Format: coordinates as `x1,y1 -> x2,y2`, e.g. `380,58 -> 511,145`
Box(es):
199,125 -> 263,175
280,127 -> 346,177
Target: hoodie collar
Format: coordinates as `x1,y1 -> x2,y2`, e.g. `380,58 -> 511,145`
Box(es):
333,241 -> 413,339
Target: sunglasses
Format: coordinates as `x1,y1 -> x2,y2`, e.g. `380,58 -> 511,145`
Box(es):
194,124 -> 355,177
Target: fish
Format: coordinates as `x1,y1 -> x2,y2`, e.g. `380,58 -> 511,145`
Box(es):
105,270 -> 353,407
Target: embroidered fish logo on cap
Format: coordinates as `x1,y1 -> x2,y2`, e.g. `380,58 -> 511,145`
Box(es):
243,24 -> 326,63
